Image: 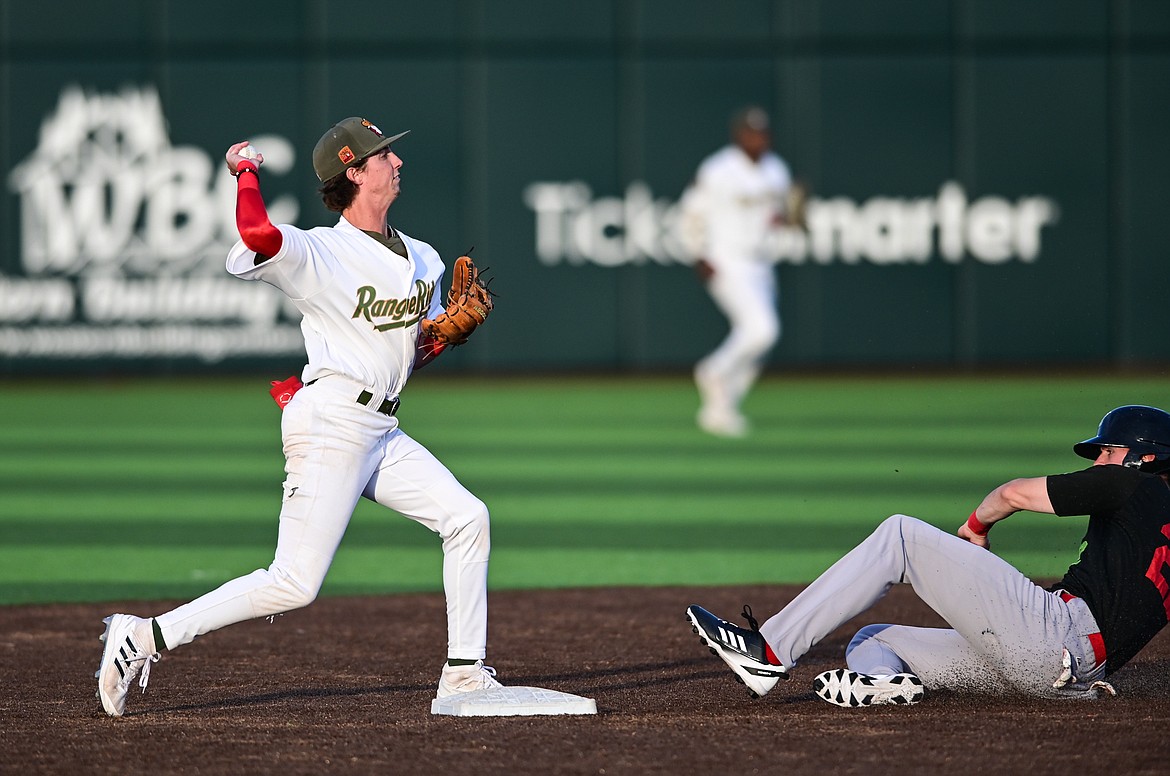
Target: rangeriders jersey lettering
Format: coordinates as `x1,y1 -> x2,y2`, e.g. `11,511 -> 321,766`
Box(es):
226,217 -> 446,397
1047,465 -> 1170,674
352,279 -> 436,331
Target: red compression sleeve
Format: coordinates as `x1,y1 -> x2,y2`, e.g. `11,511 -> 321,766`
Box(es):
413,333 -> 448,369
235,163 -> 282,258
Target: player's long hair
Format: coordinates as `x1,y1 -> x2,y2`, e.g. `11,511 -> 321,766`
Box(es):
319,173 -> 359,212
319,153 -> 378,212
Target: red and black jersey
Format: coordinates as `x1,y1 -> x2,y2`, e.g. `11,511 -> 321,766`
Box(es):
1047,465 -> 1170,674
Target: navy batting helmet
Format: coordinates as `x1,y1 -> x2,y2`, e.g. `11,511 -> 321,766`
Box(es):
1074,405 -> 1170,472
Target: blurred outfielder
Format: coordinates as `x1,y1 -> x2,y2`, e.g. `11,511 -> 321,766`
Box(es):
679,106 -> 803,438
689,405 -> 1170,706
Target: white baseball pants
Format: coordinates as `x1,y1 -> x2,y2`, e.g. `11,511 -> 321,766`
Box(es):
155,374 -> 490,661
697,260 -> 779,412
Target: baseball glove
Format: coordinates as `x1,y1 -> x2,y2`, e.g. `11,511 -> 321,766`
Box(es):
785,180 -> 809,230
421,254 -> 494,346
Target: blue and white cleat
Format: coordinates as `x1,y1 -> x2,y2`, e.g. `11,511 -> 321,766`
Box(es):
686,604 -> 788,698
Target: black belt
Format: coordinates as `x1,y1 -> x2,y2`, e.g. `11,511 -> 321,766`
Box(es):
305,379 -> 399,417
357,389 -> 399,417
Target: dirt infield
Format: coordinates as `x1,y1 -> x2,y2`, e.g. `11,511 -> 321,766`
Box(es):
5,584 -> 1170,775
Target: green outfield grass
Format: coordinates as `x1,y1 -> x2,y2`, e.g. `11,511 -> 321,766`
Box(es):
1,371 -> 1166,605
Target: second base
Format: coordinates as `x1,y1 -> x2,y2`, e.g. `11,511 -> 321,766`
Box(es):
431,686 -> 597,717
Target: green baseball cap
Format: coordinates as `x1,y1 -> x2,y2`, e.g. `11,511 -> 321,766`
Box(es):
312,116 -> 410,182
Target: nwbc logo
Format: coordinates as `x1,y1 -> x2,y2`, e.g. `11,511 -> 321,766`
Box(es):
2,85 -> 303,362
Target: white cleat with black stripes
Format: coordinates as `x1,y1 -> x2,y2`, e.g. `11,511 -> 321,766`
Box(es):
813,669 -> 924,707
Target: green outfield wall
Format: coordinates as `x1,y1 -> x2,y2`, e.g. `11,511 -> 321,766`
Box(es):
1,0 -> 1167,374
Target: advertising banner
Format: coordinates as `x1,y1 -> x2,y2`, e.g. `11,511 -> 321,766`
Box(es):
2,86 -> 303,371
1,1 -> 1166,374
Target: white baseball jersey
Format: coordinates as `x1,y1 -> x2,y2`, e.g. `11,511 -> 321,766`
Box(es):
225,216 -> 445,398
680,145 -> 791,267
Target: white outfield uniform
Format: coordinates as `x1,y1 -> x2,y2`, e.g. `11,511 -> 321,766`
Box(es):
153,220 -> 491,661
680,107 -> 792,437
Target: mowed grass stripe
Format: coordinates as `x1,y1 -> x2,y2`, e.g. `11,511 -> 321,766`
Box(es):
0,514 -> 1085,553
0,373 -> 1164,604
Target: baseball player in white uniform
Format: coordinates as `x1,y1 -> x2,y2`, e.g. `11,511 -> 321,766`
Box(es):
96,116 -> 500,717
679,106 -> 792,437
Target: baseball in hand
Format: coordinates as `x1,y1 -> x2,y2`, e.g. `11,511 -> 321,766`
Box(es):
239,144 -> 259,160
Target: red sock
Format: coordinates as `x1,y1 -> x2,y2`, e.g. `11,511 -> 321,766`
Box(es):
764,642 -> 782,666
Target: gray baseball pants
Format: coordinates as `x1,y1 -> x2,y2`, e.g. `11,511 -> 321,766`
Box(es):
758,514 -> 1107,697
